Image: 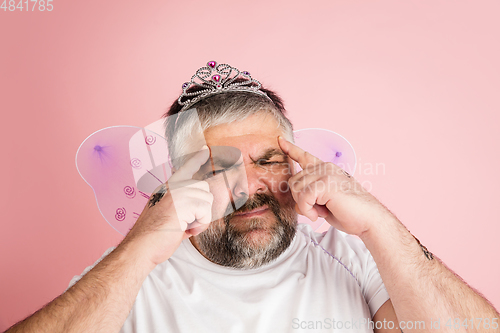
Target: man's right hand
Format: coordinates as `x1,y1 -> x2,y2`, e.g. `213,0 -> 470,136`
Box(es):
122,147 -> 214,268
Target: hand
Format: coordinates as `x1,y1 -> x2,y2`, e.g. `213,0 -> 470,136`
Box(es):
122,147 -> 214,267
278,136 -> 391,237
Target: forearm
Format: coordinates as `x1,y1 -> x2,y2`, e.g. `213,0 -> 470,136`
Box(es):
6,240 -> 155,333
360,212 -> 499,331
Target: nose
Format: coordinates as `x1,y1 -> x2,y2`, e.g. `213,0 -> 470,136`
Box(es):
232,164 -> 267,201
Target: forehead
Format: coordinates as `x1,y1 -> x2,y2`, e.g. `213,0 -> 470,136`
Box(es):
203,111 -> 284,155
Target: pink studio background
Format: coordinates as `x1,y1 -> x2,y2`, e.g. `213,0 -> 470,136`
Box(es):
1,0 -> 499,329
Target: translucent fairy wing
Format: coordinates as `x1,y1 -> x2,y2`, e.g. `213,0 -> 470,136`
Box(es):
76,126 -> 171,235
293,128 -> 357,231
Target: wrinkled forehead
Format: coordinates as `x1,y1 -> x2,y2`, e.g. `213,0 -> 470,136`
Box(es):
168,109 -> 288,169
203,112 -> 285,153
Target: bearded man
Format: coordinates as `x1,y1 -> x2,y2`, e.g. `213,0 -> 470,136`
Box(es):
6,61 -> 499,333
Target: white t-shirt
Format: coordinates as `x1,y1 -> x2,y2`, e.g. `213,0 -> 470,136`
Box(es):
70,225 -> 389,332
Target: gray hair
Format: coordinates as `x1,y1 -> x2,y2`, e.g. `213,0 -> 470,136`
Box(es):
164,90 -> 294,169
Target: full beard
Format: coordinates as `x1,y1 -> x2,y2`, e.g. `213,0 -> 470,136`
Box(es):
194,192 -> 298,269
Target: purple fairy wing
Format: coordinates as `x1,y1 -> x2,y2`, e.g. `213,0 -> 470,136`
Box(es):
293,128 -> 357,231
76,126 -> 171,236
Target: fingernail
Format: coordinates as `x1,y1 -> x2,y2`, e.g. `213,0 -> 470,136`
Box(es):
202,145 -> 208,150
278,136 -> 289,154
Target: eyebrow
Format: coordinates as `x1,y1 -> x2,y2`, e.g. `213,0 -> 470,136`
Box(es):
251,148 -> 287,162
197,156 -> 234,172
210,152 -> 242,168
211,157 -> 238,168
200,147 -> 287,172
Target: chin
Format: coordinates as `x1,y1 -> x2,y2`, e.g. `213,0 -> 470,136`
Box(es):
241,228 -> 275,247
194,196 -> 298,269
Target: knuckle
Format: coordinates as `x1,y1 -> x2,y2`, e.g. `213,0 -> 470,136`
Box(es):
194,197 -> 212,208
207,191 -> 214,203
202,200 -> 212,210
199,180 -> 210,191
303,163 -> 314,173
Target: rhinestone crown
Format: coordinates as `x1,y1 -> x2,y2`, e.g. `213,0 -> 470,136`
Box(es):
177,61 -> 272,111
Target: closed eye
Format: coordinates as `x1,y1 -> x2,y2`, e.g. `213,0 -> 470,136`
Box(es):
257,160 -> 286,166
203,163 -> 243,179
203,169 -> 224,179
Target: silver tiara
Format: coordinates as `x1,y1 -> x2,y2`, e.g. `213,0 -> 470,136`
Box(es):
177,61 -> 272,111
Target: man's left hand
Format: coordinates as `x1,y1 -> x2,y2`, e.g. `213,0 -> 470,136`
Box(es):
278,136 -> 392,237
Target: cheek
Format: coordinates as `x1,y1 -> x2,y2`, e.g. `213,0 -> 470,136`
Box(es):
207,218 -> 225,231
200,218 -> 226,239
265,172 -> 293,198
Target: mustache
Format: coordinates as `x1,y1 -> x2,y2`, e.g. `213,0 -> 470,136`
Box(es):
224,193 -> 280,220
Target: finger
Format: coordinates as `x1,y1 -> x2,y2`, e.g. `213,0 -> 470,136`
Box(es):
288,170 -> 324,194
171,186 -> 213,204
296,203 -> 330,220
295,202 -> 319,222
278,136 -> 322,170
171,194 -> 213,226
295,189 -> 320,221
169,178 -> 210,191
314,204 -> 330,218
171,146 -> 211,180
193,200 -> 212,225
185,222 -> 211,237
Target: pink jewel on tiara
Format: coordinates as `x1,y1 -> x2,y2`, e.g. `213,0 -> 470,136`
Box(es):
177,61 -> 272,111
